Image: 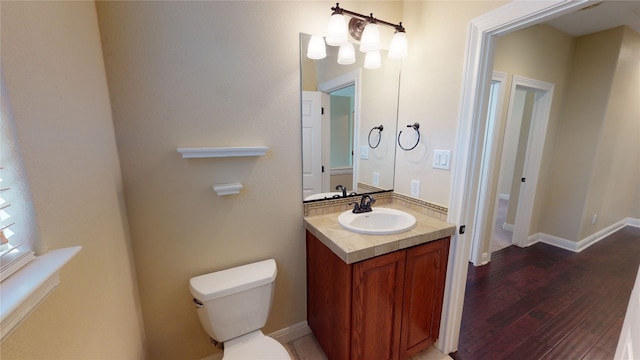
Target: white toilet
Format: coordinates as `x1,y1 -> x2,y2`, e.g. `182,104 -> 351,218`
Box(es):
189,259 -> 291,359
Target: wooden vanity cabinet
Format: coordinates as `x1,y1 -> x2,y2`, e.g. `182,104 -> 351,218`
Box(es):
306,231 -> 450,360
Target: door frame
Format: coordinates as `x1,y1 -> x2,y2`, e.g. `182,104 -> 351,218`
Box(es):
509,76 -> 555,248
470,75 -> 555,265
439,0 -> 590,353
318,69 -> 362,193
469,71 -> 507,266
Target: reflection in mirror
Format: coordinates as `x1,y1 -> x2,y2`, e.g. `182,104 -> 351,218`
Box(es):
300,33 -> 401,202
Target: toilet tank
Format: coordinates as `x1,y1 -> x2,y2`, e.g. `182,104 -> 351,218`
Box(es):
189,259 -> 277,342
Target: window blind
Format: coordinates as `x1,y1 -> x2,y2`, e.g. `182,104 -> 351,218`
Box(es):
1,80 -> 36,282
0,172 -> 15,247
0,169 -> 35,283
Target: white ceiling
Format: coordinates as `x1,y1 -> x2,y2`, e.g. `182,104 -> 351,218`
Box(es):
546,1 -> 640,37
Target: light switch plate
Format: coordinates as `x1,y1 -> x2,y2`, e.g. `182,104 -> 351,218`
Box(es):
432,149 -> 451,170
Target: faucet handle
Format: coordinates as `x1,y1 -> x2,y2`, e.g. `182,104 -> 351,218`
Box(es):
360,194 -> 374,205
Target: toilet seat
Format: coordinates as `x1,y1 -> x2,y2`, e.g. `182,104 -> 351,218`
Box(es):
223,331 -> 290,360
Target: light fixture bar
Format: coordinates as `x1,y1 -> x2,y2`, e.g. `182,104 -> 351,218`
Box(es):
331,3 -> 405,33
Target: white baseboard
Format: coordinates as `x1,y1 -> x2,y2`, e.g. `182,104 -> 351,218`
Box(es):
268,321 -> 312,344
529,217 -> 640,253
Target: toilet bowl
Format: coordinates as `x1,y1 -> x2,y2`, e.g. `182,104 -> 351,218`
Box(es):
189,259 -> 290,359
223,330 -> 290,359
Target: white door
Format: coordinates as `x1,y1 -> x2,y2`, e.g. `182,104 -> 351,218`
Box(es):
510,77 -> 554,248
302,91 -> 323,199
615,266 -> 640,359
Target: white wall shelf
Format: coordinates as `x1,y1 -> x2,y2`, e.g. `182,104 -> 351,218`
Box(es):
177,146 -> 268,158
213,183 -> 243,196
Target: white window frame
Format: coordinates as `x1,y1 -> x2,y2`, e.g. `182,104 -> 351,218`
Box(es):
0,79 -> 81,342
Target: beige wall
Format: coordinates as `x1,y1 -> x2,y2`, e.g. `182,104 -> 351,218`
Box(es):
394,0 -> 506,207
477,24 -> 574,256
541,26 -> 640,241
488,24 -> 640,247
540,28 -> 619,241
95,1 -> 509,358
9,1 -> 636,359
95,1 -> 402,359
584,27 -> 640,236
0,1 -> 145,359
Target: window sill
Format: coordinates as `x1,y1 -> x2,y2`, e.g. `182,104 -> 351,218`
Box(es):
0,246 -> 81,342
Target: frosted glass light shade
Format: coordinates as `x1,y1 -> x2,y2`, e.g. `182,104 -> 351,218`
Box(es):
326,14 -> 348,46
388,32 -> 408,59
307,35 -> 327,60
337,42 -> 356,65
364,51 -> 381,69
359,23 -> 381,53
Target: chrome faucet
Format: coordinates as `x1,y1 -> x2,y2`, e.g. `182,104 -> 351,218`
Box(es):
335,185 -> 347,197
349,194 -> 375,213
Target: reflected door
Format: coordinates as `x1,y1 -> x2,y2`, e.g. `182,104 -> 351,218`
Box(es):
302,91 -> 323,198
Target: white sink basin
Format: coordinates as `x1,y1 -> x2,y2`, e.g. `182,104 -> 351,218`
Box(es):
337,208 -> 417,235
304,192 -> 343,201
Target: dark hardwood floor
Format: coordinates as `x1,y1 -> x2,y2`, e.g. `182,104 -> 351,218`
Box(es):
450,225 -> 640,360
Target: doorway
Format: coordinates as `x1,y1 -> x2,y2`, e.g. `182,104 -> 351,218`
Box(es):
469,75 -> 555,266
494,84 -> 538,254
441,1 -> 585,353
327,85 -> 355,191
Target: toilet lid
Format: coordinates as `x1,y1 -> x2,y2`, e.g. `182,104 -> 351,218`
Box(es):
223,336 -> 290,360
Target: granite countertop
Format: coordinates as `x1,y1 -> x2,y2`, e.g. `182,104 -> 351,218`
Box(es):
304,203 -> 456,264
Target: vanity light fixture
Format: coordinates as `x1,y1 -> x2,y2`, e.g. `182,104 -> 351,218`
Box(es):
364,50 -> 381,69
337,42 -> 356,65
388,31 -> 408,59
307,3 -> 408,66
359,21 -> 381,53
307,35 -> 327,60
326,9 -> 349,46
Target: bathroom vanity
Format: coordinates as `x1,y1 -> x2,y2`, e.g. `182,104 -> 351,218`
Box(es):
304,203 -> 455,360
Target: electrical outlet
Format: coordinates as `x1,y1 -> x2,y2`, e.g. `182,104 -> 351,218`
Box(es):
373,172 -> 380,186
360,146 -> 369,160
410,180 -> 420,197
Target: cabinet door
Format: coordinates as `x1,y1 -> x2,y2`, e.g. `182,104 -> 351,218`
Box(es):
352,250 -> 406,360
306,231 -> 352,360
399,238 -> 450,359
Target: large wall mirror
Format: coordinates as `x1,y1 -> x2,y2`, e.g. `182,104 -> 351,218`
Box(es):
300,33 -> 402,202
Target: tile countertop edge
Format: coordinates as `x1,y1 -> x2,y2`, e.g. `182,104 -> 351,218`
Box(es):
304,204 -> 456,264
